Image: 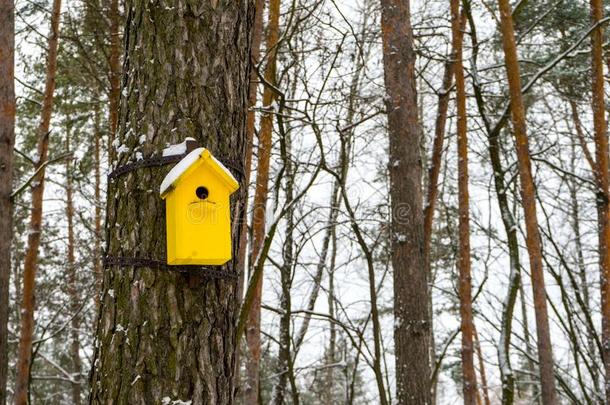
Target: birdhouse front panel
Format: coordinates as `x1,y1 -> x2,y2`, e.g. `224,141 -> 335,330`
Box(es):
161,147 -> 239,265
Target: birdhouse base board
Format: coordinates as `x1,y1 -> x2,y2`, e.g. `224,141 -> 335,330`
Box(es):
166,257 -> 231,266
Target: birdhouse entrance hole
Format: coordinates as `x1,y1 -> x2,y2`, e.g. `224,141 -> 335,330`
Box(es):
196,186 -> 209,200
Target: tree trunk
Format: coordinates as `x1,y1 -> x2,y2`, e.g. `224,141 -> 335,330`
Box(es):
14,0 -> 62,401
424,15 -> 465,404
568,140 -> 600,393
325,225 -> 337,404
236,0 -> 264,318
245,0 -> 280,402
235,0 -> 263,386
89,1 -> 253,403
65,123 -> 82,405
0,0 -> 15,402
589,0 -> 610,401
107,0 -> 120,162
94,103 -> 103,310
473,324 -> 491,405
465,6 -> 521,402
451,0 -> 476,403
496,1 -> 558,403
272,126 -> 296,405
423,11 -> 465,258
380,0 -> 431,404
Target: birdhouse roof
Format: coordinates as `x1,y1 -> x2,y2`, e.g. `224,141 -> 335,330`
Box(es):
159,147 -> 239,198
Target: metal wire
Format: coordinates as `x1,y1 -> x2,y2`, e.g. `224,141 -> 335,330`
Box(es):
103,255 -> 238,280
107,153 -> 245,181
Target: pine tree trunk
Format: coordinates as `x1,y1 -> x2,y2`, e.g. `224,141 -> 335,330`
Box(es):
89,1 -> 253,403
14,0 -> 62,401
0,0 -> 15,402
496,1 -> 558,403
451,0 -> 476,403
245,0 -> 280,402
589,0 -> 610,401
380,0 -> 431,403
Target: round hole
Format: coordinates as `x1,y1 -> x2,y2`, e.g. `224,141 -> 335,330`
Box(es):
195,186 -> 209,200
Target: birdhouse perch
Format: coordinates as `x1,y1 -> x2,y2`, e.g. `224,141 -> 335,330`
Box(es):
160,145 -> 239,265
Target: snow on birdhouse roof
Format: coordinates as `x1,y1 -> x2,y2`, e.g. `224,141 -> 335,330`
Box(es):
159,147 -> 239,198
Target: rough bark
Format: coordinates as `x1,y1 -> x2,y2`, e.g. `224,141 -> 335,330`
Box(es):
589,0 -> 610,401
496,1 -> 558,403
0,0 -> 15,402
380,0 -> 431,403
89,1 -> 253,403
245,0 -> 280,402
14,0 -> 62,401
451,0 -> 476,402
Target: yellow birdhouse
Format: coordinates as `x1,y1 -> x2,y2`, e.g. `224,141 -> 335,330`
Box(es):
160,147 -> 239,265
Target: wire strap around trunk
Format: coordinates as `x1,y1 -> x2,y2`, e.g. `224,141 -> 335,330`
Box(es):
103,255 -> 238,280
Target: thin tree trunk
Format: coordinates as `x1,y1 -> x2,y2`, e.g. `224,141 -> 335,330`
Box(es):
291,7 -> 367,354
473,324 -> 491,405
568,141 -> 600,393
589,0 -> 610,401
380,0 -> 431,403
569,101 -> 595,173
89,0 -> 253,403
245,0 -> 280,402
0,0 -> 15,402
496,1 -> 558,403
272,127 -> 297,405
465,5 -> 522,402
337,162 -> 389,405
518,269 -> 539,402
236,0 -> 264,320
107,0 -> 120,162
94,103 -> 103,310
424,15 -> 465,404
423,11 -> 465,257
451,0 -> 476,402
325,226 -> 338,404
65,123 -> 81,405
14,0 -> 62,401
235,0 -> 264,391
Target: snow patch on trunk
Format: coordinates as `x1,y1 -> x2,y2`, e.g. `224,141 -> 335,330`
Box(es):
162,137 -> 197,157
